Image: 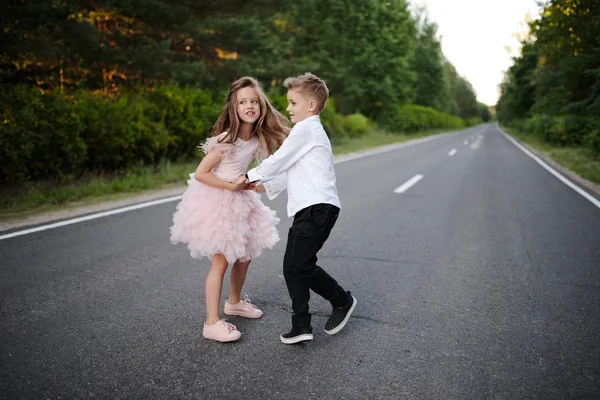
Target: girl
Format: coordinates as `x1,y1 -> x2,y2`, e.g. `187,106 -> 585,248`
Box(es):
170,77 -> 290,342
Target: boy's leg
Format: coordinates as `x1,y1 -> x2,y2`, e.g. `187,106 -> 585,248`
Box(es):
283,226 -> 312,329
284,205 -> 349,329
304,205 -> 350,306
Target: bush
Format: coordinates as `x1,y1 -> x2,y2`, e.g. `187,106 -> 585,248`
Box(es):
320,98 -> 348,140
268,94 -> 289,116
74,91 -> 166,171
523,114 -> 590,147
544,116 -> 570,145
584,118 -> 600,157
506,115 -> 600,158
528,114 -> 553,137
0,85 -> 223,185
0,84 -> 363,185
465,117 -> 483,127
343,113 -> 370,137
0,86 -> 87,185
145,85 -> 220,161
561,115 -> 589,145
5,82 -> 485,187
378,104 -> 464,133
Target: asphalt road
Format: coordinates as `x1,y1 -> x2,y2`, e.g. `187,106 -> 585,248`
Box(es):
1,123 -> 599,399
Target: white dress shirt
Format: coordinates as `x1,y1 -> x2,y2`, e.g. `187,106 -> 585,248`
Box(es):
247,115 -> 341,217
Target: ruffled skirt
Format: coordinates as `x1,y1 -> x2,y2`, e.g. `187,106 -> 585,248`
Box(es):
170,174 -> 280,263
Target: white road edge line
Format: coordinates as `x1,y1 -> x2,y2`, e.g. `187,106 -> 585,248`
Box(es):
449,149 -> 457,156
0,195 -> 183,241
394,174 -> 424,194
2,129 -> 470,241
497,125 -> 600,210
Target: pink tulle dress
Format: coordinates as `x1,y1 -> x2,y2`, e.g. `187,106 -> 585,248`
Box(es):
170,133 -> 280,263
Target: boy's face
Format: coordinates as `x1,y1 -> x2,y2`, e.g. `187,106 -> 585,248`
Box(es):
286,89 -> 317,123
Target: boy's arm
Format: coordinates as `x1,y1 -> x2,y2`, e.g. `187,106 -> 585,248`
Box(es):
247,126 -> 314,182
260,172 -> 287,200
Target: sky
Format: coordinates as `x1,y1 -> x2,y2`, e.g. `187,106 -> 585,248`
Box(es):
410,0 -> 543,106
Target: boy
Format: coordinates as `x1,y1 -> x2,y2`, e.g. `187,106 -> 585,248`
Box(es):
246,73 -> 357,344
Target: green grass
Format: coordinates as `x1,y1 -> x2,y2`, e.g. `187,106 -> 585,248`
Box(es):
0,161 -> 198,220
504,127 -> 600,186
0,128 -> 457,220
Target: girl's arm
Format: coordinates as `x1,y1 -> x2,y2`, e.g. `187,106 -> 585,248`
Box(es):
194,151 -> 244,191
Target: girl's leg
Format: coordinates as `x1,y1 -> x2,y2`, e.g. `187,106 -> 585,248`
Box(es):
205,254 -> 229,325
224,258 -> 263,318
228,259 -> 251,304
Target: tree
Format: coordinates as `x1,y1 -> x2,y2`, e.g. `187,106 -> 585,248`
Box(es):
444,61 -> 479,119
497,0 -> 600,120
531,0 -> 600,115
496,42 -> 538,121
411,10 -> 452,114
288,0 -> 417,119
0,0 -> 293,92
478,102 -> 492,122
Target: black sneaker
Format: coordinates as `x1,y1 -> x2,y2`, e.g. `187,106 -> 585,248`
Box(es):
280,326 -> 314,344
324,292 -> 357,335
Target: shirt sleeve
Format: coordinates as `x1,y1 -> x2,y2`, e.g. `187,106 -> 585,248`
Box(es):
247,124 -> 314,182
261,172 -> 287,200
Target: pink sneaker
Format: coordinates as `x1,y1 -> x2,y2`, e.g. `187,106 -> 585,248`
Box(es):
224,295 -> 264,319
203,320 -> 241,342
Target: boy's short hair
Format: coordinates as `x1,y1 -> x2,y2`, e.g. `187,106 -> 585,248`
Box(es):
283,73 -> 329,112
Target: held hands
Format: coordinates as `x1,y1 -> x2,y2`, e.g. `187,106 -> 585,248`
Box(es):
240,176 -> 266,193
243,178 -> 255,191
231,176 -> 265,192
230,175 -> 247,191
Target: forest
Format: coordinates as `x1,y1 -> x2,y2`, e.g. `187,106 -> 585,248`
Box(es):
497,0 -> 599,159
0,0 -> 490,186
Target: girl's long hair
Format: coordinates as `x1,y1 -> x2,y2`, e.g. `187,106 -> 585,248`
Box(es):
211,77 -> 290,155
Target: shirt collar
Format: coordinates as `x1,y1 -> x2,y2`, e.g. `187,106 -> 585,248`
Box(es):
298,115 -> 320,124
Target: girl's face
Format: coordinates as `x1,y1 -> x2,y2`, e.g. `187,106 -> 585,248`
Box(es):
235,86 -> 260,125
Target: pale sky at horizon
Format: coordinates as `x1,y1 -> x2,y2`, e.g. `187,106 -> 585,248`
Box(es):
410,0 -> 542,105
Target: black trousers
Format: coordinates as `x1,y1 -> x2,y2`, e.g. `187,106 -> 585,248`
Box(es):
283,203 -> 349,329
